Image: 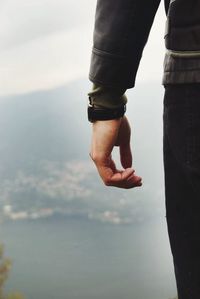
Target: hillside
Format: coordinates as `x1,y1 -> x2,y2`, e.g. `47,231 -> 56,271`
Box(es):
0,79 -> 165,225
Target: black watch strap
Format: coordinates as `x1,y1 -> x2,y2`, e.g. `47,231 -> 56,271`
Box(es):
87,102 -> 126,123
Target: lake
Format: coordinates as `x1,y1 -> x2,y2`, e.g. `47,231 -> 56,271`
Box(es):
0,216 -> 177,299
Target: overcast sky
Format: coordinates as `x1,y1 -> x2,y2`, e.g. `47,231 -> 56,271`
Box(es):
0,0 -> 166,96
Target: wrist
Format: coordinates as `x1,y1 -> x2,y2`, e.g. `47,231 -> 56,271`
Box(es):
87,98 -> 126,123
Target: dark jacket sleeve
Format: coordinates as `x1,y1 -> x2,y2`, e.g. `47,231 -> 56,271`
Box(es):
89,0 -> 161,89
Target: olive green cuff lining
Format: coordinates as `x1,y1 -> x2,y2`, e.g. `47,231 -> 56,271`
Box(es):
87,83 -> 127,109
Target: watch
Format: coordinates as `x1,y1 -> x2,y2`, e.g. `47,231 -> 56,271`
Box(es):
87,97 -> 126,123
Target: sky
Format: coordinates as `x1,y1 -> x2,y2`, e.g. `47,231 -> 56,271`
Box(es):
0,0 -> 167,226
0,0 -> 166,96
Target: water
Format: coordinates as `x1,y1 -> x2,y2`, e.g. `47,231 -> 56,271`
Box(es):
0,217 -> 176,299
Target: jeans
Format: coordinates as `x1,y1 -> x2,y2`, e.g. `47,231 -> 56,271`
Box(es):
163,84 -> 200,299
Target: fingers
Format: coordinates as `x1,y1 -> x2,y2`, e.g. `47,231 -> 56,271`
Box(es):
99,166 -> 142,189
90,154 -> 142,189
89,117 -> 142,189
120,143 -> 132,169
115,116 -> 132,168
106,168 -> 142,189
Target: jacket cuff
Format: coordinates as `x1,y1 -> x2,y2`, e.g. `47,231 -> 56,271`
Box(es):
88,83 -> 127,109
89,48 -> 141,89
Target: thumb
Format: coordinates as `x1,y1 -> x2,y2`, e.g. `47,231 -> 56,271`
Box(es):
120,142 -> 132,169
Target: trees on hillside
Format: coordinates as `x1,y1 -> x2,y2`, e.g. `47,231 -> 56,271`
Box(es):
0,244 -> 25,299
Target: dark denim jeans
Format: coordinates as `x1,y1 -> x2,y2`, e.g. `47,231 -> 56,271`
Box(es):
163,84 -> 200,299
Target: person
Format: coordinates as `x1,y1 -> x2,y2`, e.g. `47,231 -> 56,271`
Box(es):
87,0 -> 200,298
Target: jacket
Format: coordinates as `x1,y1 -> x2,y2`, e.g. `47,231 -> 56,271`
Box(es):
164,0 -> 200,84
88,0 -> 200,89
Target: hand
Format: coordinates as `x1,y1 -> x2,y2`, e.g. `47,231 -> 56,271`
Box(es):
89,115 -> 142,189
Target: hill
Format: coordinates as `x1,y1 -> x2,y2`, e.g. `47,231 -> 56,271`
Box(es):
0,79 -> 165,225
